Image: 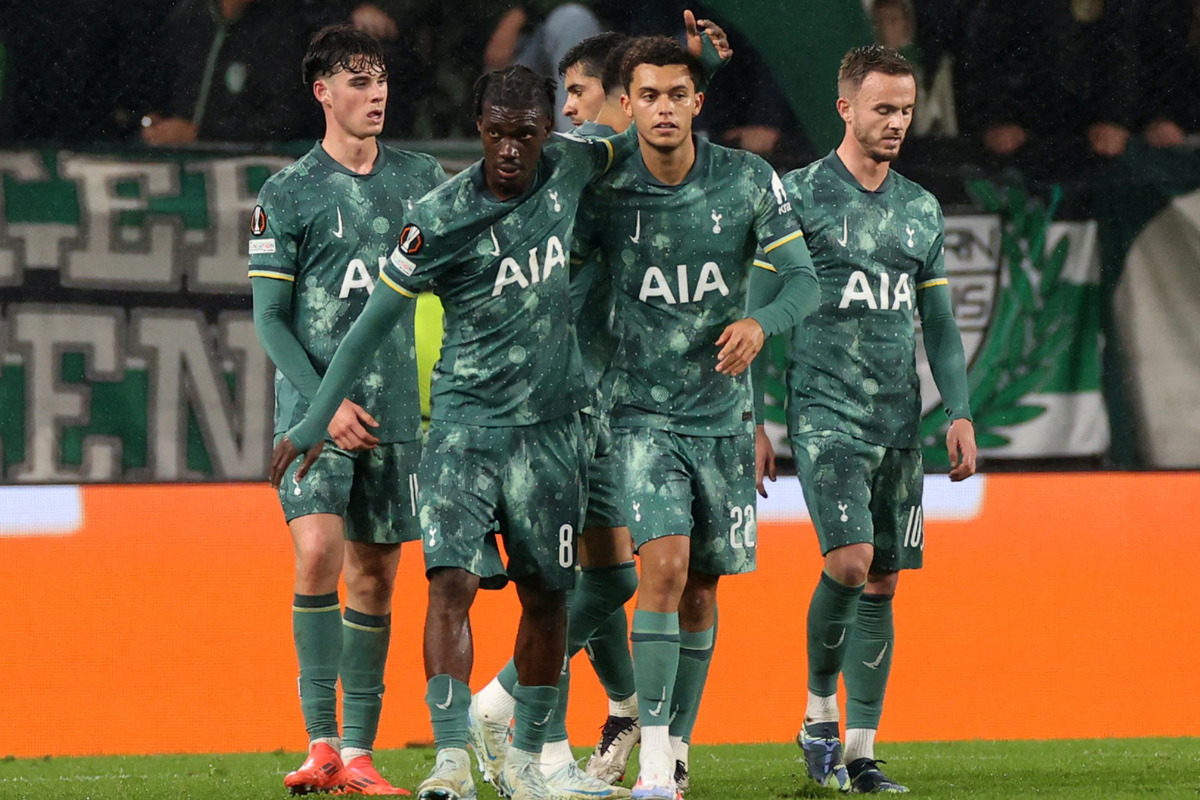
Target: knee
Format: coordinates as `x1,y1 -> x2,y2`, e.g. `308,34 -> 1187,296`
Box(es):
583,563 -> 639,606
678,575 -> 718,628
824,544 -> 873,587
294,539 -> 342,586
641,559 -> 688,603
866,570 -> 899,597
519,586 -> 568,622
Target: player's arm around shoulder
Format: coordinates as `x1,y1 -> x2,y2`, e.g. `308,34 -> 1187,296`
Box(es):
915,198 -> 977,481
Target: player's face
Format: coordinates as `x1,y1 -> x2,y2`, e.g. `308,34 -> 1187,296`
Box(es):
316,60 -> 388,139
477,103 -> 553,200
562,64 -> 606,127
622,63 -> 703,152
841,71 -> 916,162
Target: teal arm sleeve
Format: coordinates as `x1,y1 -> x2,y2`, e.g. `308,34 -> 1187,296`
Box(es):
287,285 -> 410,451
747,265 -> 784,423
252,278 -> 322,399
917,282 -> 973,422
696,30 -> 727,92
746,237 -> 819,337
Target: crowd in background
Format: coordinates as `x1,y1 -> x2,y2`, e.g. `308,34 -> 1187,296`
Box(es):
2,0 -> 1200,181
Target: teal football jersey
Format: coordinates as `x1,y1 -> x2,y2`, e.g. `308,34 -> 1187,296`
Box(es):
576,137 -> 806,436
382,130 -> 633,427
780,151 -> 947,448
249,142 -> 446,441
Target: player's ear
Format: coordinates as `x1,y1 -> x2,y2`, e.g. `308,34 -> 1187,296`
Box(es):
693,90 -> 704,117
836,96 -> 853,124
312,77 -> 329,107
620,92 -> 632,118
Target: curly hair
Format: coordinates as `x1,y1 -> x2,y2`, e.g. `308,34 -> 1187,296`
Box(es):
473,65 -> 556,122
619,35 -> 702,92
303,24 -> 386,87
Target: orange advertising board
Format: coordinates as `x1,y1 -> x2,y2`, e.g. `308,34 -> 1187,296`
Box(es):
1,473 -> 1197,757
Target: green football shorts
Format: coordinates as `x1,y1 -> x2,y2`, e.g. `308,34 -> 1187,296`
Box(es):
418,414 -> 586,591
791,429 -> 925,572
613,427 -> 756,576
581,411 -> 626,530
275,436 -> 422,545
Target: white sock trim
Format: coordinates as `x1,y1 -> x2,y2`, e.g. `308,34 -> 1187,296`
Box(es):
310,736 -> 341,752
540,739 -> 574,776
641,724 -> 671,756
610,694 -> 639,718
845,728 -> 876,764
341,746 -> 371,763
476,676 -> 516,724
805,691 -> 840,724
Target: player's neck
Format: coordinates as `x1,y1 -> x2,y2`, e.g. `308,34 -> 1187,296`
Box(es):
639,134 -> 695,186
836,137 -> 890,192
595,102 -> 628,132
322,131 -> 379,176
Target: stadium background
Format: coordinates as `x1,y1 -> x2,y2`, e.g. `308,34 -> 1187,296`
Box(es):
2,0 -> 1200,762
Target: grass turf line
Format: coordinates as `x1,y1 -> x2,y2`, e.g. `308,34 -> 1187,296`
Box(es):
1,739 -> 1198,799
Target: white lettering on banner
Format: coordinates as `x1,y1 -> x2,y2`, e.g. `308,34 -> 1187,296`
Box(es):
10,308 -> 125,481
192,157 -> 291,292
638,262 -> 730,305
60,155 -> 181,289
0,152 -> 54,283
134,311 -> 270,480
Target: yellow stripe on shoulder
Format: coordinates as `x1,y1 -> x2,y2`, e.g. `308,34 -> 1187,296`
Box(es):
753,260 -> 777,273
601,138 -> 615,173
380,271 -> 418,298
916,278 -> 949,290
247,270 -> 295,282
762,229 -> 804,253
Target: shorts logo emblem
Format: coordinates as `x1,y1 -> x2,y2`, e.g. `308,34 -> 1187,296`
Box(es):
838,501 -> 849,522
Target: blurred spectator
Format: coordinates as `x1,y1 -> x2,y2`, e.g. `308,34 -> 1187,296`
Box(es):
0,0 -> 170,143
954,0 -> 1140,179
872,0 -> 957,138
603,0 -> 812,167
141,0 -> 319,145
1137,0 -> 1196,147
478,2 -> 603,130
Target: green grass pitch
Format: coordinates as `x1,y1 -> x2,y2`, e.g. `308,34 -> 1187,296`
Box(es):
2,739 -> 1198,799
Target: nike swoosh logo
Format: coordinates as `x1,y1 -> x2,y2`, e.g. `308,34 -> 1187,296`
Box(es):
489,225 -> 501,256
863,642 -> 889,669
629,211 -> 641,244
822,629 -> 846,650
647,685 -> 666,717
333,207 -> 344,239
836,216 -> 847,247
434,683 -> 453,710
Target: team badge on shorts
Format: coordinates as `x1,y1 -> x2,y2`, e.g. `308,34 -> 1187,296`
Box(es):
399,224 -> 424,254
250,205 -> 267,236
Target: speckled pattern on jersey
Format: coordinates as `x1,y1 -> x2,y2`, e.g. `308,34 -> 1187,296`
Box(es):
781,151 -> 946,449
418,415 -> 587,590
274,436 -> 422,545
382,131 -> 631,427
575,137 -> 802,437
616,427 -> 757,576
249,142 -> 446,441
791,430 -> 925,571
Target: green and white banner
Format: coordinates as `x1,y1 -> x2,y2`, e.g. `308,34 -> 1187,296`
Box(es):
0,152 -> 1110,483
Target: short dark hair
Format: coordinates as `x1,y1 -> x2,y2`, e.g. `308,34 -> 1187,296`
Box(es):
837,45 -> 914,96
620,36 -> 702,92
558,32 -> 630,80
473,65 -> 557,122
303,24 -> 387,87
601,37 -> 636,95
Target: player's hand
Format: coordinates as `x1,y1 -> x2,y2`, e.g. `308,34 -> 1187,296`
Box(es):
946,418 -> 978,482
351,3 -> 399,40
684,9 -> 733,61
755,424 -> 777,498
140,114 -> 198,146
269,435 -> 324,489
715,318 -> 764,376
328,399 -> 380,452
